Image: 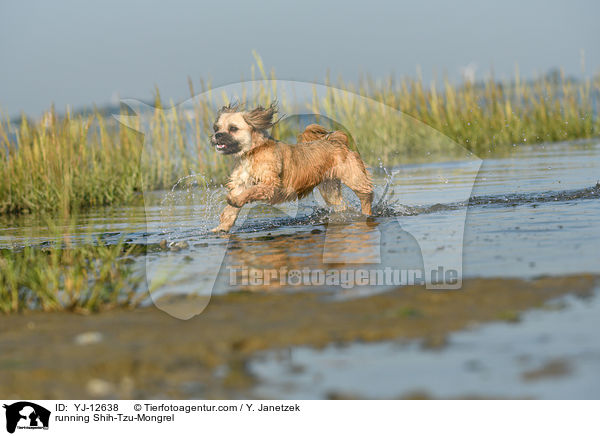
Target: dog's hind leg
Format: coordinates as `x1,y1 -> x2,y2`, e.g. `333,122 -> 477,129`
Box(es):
317,179 -> 347,212
336,152 -> 374,216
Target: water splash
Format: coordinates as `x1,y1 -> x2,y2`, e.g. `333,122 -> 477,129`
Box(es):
159,173 -> 225,237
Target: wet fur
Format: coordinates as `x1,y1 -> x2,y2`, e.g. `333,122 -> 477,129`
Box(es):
210,105 -> 373,232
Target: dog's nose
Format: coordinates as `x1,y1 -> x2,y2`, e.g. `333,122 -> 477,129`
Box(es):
215,132 -> 227,142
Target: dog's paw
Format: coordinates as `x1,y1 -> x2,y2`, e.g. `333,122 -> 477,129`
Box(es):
210,226 -> 230,234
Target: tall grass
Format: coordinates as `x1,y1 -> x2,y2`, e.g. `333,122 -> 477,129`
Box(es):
338,68 -> 599,162
1,57 -> 599,215
0,110 -> 142,214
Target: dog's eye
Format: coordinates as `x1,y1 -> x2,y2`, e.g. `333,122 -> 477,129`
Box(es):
213,124 -> 218,132
229,126 -> 238,132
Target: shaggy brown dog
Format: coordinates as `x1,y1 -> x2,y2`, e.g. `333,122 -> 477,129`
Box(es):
210,103 -> 373,233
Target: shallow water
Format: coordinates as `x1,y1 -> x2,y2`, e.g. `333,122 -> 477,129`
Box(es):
1,140 -> 599,299
248,287 -> 600,399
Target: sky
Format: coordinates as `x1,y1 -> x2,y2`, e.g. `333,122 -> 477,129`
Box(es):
1,0 -> 598,117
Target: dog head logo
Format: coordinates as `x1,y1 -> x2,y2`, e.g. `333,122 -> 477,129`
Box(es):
116,80 -> 481,319
3,402 -> 50,434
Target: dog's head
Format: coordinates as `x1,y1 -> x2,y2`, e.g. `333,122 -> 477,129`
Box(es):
211,103 -> 277,155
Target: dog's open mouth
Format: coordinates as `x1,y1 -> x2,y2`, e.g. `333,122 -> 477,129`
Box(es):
215,143 -> 237,153
212,131 -> 241,154
213,140 -> 240,154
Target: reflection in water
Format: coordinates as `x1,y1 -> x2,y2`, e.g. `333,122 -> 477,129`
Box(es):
212,205 -> 424,296
322,219 -> 381,264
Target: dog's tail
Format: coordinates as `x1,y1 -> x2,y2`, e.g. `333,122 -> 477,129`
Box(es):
297,124 -> 349,145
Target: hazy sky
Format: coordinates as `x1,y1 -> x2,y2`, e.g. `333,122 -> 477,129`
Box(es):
1,0 -> 598,117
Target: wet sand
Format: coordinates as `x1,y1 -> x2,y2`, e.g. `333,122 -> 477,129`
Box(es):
0,274 -> 596,399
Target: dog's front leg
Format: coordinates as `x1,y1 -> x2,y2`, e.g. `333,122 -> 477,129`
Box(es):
210,204 -> 241,233
227,170 -> 280,208
226,183 -> 277,208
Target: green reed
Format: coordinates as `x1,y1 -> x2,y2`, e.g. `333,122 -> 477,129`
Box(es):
1,54 -> 598,216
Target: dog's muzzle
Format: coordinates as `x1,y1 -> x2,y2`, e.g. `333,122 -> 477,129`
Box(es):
212,132 -> 240,154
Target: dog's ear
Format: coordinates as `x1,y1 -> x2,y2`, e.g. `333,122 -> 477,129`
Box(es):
243,102 -> 277,131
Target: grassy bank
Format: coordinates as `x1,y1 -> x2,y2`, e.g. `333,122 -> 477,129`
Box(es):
1,56 -> 599,215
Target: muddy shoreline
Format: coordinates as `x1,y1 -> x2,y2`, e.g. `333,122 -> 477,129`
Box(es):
0,274 -> 596,399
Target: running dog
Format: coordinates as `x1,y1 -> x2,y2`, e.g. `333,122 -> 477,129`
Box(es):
210,103 -> 373,232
